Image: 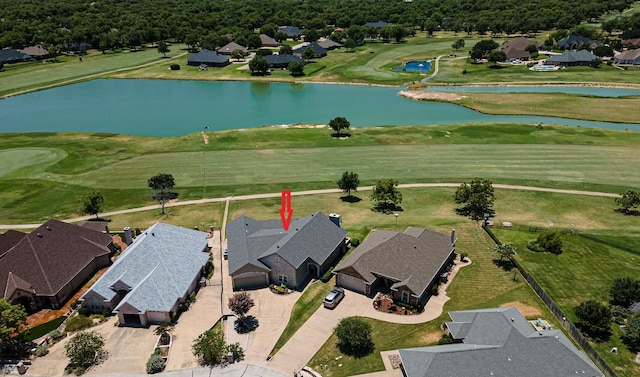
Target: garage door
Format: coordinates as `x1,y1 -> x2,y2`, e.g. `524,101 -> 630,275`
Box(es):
122,314 -> 142,327
337,273 -> 365,294
233,273 -> 268,290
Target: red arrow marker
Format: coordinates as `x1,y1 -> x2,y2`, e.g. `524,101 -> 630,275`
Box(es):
279,190 -> 293,231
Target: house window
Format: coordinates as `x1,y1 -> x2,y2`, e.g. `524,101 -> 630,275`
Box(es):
401,291 -> 410,303
278,275 -> 288,284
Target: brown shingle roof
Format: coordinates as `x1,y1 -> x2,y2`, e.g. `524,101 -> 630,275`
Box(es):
0,219 -> 113,300
334,227 -> 453,297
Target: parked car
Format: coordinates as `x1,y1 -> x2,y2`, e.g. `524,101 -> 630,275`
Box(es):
323,287 -> 345,309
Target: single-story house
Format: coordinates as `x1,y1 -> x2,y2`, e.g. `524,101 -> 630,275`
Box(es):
292,42 -> 327,58
0,220 -> 114,311
622,38 -> 640,48
614,49 -> 640,65
218,42 -> 249,56
227,211 -> 346,291
557,35 -> 595,50
264,53 -> 302,68
0,48 -> 31,64
364,21 -> 389,29
260,34 -> 279,47
399,307 -> 603,377
280,26 -> 302,39
187,49 -> 230,67
546,49 -> 597,66
317,39 -> 343,50
19,44 -> 49,58
500,36 -> 541,61
333,227 -> 455,308
80,222 -> 210,327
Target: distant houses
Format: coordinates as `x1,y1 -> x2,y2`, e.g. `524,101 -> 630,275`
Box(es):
218,41 -> 249,56
264,54 -> 302,68
557,35 -> 599,50
0,48 -> 31,64
546,49 -> 598,66
364,21 -> 389,29
292,42 -> 327,58
614,49 -> 640,65
500,36 -> 541,61
260,34 -> 279,48
281,26 -> 302,39
187,49 -> 230,67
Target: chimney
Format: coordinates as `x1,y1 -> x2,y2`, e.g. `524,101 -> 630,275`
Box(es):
329,213 -> 342,227
123,227 -> 133,245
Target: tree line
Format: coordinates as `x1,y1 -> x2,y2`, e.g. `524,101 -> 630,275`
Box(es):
0,0 -> 636,51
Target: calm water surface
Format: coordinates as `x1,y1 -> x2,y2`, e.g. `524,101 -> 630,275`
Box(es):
1,79 -> 638,136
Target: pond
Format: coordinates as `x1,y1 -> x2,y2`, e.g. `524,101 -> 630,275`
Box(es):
0,79 -> 638,137
393,61 -> 432,72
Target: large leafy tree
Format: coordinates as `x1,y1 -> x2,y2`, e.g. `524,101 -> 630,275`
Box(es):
64,330 -> 105,367
610,277 -> 640,307
0,299 -> 27,352
529,231 -> 563,255
288,60 -> 305,77
470,39 -> 499,60
328,116 -> 350,136
574,300 -> 612,341
157,40 -> 169,58
148,173 -> 176,215
371,178 -> 402,213
80,190 -> 104,219
337,171 -> 360,197
192,329 -> 226,366
249,55 -> 269,75
494,243 -> 516,261
454,178 -> 495,220
335,317 -> 374,357
615,190 -> 640,214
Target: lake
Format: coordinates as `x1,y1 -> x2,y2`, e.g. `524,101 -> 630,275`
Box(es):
1,79 -> 638,136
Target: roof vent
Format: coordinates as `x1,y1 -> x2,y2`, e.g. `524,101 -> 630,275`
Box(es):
37,233 -> 42,237
507,357 -> 511,361
152,232 -> 155,237
538,331 -> 543,335
46,226 -> 52,231
511,318 -> 515,322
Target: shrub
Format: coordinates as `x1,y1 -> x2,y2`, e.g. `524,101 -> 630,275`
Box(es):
71,300 -> 81,310
335,317 -> 374,357
77,305 -> 90,316
350,238 -> 360,247
146,353 -> 165,374
49,329 -> 64,341
437,334 -> 454,344
462,69 -> 467,74
65,315 -> 94,333
459,252 -> 468,262
35,345 -> 49,357
527,231 -> 563,254
320,267 -> 334,283
170,64 -> 180,70
256,49 -> 273,56
226,342 -> 245,362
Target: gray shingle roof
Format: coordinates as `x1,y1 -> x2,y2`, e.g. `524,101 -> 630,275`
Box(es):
81,222 -> 209,313
264,54 -> 302,66
187,49 -> 229,64
399,307 -> 603,377
546,49 -> 597,64
334,227 -> 453,297
227,211 -> 346,275
292,42 -> 327,57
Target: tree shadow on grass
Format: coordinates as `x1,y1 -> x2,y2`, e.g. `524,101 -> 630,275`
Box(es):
331,132 -> 351,138
492,259 -> 515,272
372,203 -> 403,214
340,195 -> 362,203
234,315 -> 259,334
614,208 -> 640,216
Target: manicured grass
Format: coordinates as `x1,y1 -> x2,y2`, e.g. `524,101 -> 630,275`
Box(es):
2,124 -> 640,223
24,316 -> 67,341
491,227 -> 640,377
1,44 -> 188,97
269,279 -> 335,356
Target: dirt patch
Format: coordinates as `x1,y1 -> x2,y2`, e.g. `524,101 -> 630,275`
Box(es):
399,90 -> 464,101
499,301 -> 542,317
420,331 -> 442,345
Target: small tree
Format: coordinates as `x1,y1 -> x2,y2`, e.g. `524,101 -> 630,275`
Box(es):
610,277 -> 640,308
344,39 -> 356,52
231,49 -> 245,61
228,291 -> 254,319
279,45 -> 293,55
64,330 -> 105,367
157,40 -> 169,58
575,300 -> 612,340
248,55 -> 269,75
371,178 -> 402,213
452,38 -> 465,50
192,329 -> 226,366
288,60 -> 305,76
615,190 -> 640,214
302,46 -> 316,62
146,353 -> 165,374
81,190 -> 104,219
488,50 -> 507,65
337,171 -> 360,197
148,173 -> 176,215
528,231 -> 563,255
329,116 -> 350,136
0,299 -> 27,352
454,178 -> 495,220
494,243 -> 516,261
335,317 -> 373,357
624,311 -> 640,352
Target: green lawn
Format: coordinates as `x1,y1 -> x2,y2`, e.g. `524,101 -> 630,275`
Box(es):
2,124 -> 640,223
491,227 -> 640,377
269,279 -> 335,356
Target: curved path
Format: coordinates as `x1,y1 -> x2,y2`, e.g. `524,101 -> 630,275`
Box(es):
420,54 -> 443,83
0,183 -> 617,229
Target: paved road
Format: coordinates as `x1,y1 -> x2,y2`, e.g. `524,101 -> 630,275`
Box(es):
421,54 -> 443,83
0,183 -> 618,229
